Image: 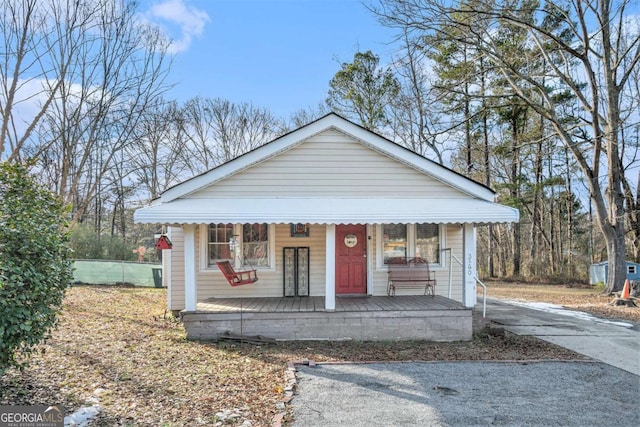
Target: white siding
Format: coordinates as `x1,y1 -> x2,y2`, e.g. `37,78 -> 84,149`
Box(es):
189,129 -> 466,199
369,224 -> 464,300
370,226 -> 388,295
195,224 -> 327,299
170,223 -> 466,305
275,223 -> 326,296
168,226 -> 185,311
167,130 -> 471,307
443,225 -> 464,301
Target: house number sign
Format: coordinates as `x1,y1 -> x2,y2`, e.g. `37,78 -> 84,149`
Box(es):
344,234 -> 358,248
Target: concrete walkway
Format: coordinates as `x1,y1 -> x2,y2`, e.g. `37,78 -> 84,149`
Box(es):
485,298 -> 640,376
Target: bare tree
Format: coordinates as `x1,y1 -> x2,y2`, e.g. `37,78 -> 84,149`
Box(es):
374,0 -> 640,293
388,31 -> 445,162
179,97 -> 285,174
179,97 -> 218,173
0,0 -> 88,159
26,0 -> 171,226
288,103 -> 331,129
621,47 -> 640,262
128,99 -> 188,200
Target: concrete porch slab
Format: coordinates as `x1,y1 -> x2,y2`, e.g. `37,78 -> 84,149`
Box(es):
182,295 -> 472,341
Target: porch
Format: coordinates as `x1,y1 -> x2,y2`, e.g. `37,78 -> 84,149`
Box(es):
182,295 -> 472,341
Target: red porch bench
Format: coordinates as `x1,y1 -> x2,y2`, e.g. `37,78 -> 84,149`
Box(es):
387,257 -> 436,297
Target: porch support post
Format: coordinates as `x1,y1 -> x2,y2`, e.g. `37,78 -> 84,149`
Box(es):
325,224 -> 336,311
462,223 -> 477,308
183,224 -> 197,311
165,227 -> 173,309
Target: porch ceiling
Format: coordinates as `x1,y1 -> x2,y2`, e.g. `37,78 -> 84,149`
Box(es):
134,197 -> 519,225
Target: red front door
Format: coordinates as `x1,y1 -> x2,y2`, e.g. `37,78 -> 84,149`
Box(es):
335,224 -> 367,294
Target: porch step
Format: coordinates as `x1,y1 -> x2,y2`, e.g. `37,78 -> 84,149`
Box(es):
472,306 -> 490,332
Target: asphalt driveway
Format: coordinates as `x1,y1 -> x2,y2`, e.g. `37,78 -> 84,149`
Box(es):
291,300 -> 640,426
292,361 -> 639,426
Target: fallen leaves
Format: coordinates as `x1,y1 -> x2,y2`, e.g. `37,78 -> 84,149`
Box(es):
1,285 -> 589,426
485,282 -> 640,322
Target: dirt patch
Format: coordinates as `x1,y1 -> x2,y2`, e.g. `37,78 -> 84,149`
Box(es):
484,282 -> 640,323
1,286 -> 587,426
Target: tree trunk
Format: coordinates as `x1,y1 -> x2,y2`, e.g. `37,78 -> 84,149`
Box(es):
564,147 -> 574,275
605,227 -> 627,293
480,56 -> 495,278
464,79 -> 472,175
548,161 -> 557,275
511,116 -> 521,276
529,115 -> 544,276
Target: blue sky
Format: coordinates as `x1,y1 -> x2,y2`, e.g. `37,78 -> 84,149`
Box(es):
142,0 -> 399,119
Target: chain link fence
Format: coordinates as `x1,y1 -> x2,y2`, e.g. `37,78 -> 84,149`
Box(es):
71,260 -> 163,287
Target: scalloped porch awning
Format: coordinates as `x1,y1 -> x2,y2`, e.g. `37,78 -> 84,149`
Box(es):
134,197 -> 519,225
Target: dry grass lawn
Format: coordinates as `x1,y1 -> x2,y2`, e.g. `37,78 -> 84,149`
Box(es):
485,281 -> 640,323
1,285 -> 595,426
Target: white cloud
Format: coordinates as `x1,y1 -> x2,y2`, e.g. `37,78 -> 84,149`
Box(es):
146,0 -> 210,54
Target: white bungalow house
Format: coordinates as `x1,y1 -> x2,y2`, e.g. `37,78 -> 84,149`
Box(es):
134,113 -> 518,341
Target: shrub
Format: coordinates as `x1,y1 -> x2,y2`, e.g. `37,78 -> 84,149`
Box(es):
0,163 -> 73,374
69,225 -> 104,259
69,225 -> 137,261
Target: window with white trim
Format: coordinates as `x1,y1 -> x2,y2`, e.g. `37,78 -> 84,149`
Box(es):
416,223 -> 439,262
382,224 -> 407,262
242,223 -> 269,267
628,264 -> 637,275
207,223 -> 234,265
379,223 -> 443,266
206,223 -> 272,268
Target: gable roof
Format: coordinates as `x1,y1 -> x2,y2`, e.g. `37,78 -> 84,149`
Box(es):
159,113 -> 495,203
135,113 -> 519,224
